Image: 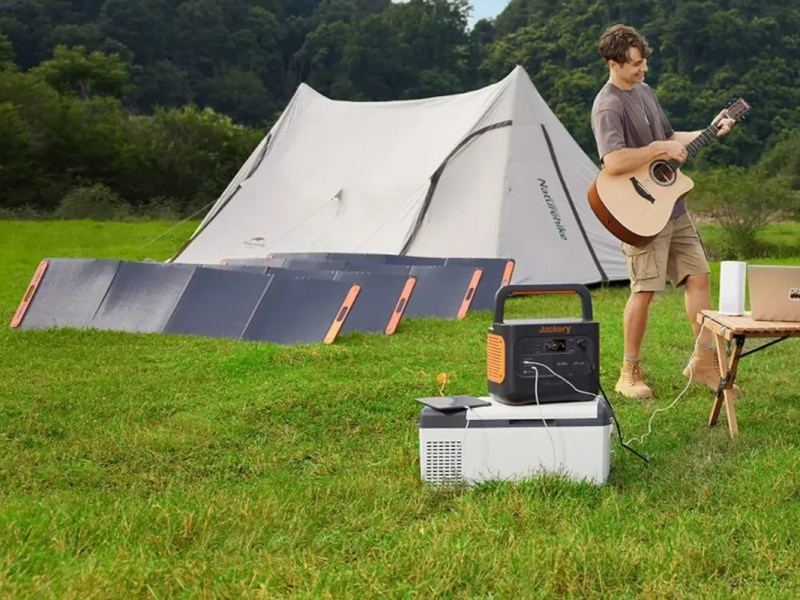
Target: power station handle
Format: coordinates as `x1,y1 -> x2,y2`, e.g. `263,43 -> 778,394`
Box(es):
493,284 -> 593,323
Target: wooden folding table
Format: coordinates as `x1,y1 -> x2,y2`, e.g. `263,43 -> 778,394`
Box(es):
697,310 -> 800,436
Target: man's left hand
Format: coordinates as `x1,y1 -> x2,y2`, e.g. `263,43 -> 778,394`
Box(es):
713,109 -> 735,137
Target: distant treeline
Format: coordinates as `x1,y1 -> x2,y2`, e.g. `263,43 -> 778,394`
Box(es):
1,0 -> 800,216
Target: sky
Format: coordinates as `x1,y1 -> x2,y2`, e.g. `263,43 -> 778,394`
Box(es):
467,0 -> 509,24
393,1 -> 510,25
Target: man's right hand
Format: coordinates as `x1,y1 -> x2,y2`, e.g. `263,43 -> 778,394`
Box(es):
658,140 -> 687,163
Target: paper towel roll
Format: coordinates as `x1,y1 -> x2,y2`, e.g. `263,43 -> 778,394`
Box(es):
719,261 -> 747,315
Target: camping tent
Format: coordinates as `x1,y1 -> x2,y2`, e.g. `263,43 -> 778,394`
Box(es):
174,66 -> 627,285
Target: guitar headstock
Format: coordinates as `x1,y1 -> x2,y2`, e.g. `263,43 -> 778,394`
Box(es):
724,98 -> 751,121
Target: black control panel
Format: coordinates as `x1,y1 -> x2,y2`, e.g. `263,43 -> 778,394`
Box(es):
517,336 -> 594,379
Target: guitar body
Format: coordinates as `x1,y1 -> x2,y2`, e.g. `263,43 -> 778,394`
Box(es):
588,161 -> 695,246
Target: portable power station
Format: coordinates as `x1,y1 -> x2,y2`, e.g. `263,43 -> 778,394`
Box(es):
486,284 -> 599,404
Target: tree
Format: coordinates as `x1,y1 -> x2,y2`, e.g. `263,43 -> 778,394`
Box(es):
0,70 -> 66,209
294,20 -> 356,95
47,22 -> 104,51
98,0 -> 166,65
132,60 -> 193,111
0,0 -> 53,68
196,68 -> 276,126
113,105 -> 262,210
758,130 -> 800,202
30,45 -> 134,99
0,33 -> 16,71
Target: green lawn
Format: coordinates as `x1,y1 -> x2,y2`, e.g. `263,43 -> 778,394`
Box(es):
2,220 -> 800,597
697,221 -> 800,259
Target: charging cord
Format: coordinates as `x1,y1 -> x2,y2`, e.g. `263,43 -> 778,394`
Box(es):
623,327 -> 705,448
527,361 -> 646,465
531,366 -> 559,471
458,367 -> 562,475
456,357 -> 660,471
591,368 -> 650,464
529,361 -> 649,465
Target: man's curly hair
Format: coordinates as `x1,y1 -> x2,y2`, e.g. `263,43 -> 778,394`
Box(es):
598,24 -> 652,64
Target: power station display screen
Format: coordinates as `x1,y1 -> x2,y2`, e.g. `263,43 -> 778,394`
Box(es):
515,336 -> 594,379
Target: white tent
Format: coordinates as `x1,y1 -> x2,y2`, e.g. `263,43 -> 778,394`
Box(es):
174,66 -> 627,285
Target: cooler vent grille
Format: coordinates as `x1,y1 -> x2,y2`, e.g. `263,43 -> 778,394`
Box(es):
424,440 -> 462,483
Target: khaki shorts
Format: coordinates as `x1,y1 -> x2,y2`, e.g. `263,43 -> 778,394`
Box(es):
622,212 -> 709,292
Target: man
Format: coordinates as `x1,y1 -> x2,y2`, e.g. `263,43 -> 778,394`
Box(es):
591,24 -> 737,399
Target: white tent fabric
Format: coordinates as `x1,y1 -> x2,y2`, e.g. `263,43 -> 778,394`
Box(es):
174,66 -> 627,285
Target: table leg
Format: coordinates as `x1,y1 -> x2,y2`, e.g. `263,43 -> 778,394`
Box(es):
708,333 -> 745,436
722,338 -> 745,436
708,332 -> 727,428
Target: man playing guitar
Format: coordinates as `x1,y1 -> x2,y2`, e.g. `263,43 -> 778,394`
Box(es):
590,24 -> 736,399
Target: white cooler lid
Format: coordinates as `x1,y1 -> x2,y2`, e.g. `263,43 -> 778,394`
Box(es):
468,395 -> 601,421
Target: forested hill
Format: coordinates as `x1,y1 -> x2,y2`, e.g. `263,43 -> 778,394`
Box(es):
1,0 -> 799,214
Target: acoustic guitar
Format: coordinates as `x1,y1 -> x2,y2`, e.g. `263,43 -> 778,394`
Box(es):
587,98 -> 751,246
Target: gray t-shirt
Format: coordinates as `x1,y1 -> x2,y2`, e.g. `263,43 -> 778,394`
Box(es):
591,82 -> 686,218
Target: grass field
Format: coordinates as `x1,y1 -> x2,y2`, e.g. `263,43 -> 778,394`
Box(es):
2,220 -> 800,597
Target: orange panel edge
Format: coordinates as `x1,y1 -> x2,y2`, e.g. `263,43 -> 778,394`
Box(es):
10,260 -> 49,328
457,269 -> 484,319
501,260 -> 515,286
324,284 -> 361,344
385,277 -> 416,335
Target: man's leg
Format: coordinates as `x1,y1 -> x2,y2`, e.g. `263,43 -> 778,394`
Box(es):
624,290 -> 654,359
617,227 -> 671,399
683,272 -> 712,345
682,274 -> 741,395
672,221 -> 741,396
616,290 -> 655,399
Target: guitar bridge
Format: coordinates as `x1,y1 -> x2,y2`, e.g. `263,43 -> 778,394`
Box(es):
629,177 -> 656,204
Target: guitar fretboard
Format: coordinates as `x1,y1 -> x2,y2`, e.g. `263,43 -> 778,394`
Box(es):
664,124 -> 721,171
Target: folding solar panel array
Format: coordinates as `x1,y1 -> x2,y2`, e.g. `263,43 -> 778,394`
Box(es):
228,253 -> 515,313
12,259 -> 359,344
11,254 -> 515,345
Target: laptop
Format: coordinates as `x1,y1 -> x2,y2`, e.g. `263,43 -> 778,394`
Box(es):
748,265 -> 800,322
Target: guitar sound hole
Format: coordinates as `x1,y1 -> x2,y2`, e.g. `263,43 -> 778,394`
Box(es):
650,161 -> 675,185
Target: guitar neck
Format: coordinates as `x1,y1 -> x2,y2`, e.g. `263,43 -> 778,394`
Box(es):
686,124 -> 721,158
663,123 -> 720,171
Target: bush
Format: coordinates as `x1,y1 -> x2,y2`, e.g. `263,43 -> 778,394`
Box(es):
114,106 -> 262,208
758,131 -> 800,220
691,167 -> 796,259
54,183 -> 131,220
138,196 -> 185,220
0,205 -> 44,219
0,206 -> 18,219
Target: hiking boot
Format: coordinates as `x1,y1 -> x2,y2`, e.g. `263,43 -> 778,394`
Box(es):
615,361 -> 653,399
683,347 -> 741,397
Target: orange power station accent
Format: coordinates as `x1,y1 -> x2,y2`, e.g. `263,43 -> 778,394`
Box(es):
486,333 -> 506,384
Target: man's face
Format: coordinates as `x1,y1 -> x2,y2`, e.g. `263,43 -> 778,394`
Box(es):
611,47 -> 648,86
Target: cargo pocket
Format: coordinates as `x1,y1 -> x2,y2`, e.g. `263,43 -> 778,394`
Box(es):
623,246 -> 658,280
